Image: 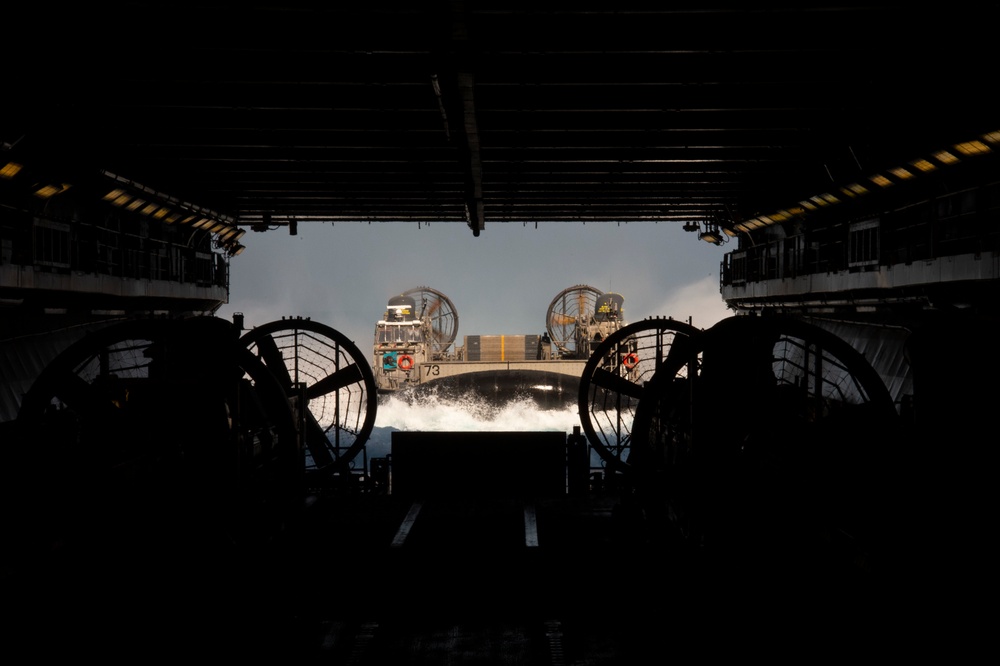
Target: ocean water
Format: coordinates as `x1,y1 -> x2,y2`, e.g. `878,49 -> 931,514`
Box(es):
364,391 -> 586,463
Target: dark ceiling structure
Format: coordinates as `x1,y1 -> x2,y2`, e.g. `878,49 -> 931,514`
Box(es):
4,4 -> 996,237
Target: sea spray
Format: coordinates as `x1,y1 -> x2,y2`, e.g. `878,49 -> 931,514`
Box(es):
365,389 -> 586,464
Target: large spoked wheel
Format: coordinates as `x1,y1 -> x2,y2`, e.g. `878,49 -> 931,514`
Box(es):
577,317 -> 703,477
546,284 -> 602,356
241,318 -> 377,475
14,316 -> 300,555
632,314 -> 901,571
404,286 -> 458,358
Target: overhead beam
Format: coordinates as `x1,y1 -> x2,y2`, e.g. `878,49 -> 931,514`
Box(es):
457,70 -> 484,236
443,1 -> 484,236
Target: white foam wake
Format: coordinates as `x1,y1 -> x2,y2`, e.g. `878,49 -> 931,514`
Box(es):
375,389 -> 582,432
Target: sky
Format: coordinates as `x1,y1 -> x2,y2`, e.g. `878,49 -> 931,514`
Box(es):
215,220 -> 734,352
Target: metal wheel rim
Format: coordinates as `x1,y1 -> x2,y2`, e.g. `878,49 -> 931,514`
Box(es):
577,317 -> 703,475
241,318 -> 378,473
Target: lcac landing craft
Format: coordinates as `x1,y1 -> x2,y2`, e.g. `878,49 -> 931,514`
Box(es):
372,285 -> 627,409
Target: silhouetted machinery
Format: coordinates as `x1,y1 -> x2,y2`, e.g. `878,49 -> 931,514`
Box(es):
578,313 -> 903,577
6,314 -> 377,571
240,317 -> 377,479
7,307 -> 904,584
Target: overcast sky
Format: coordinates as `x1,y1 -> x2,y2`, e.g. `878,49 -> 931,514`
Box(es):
216,220 -> 733,352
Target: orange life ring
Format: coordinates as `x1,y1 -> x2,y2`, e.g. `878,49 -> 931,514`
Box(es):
398,354 -> 415,371
622,352 -> 639,369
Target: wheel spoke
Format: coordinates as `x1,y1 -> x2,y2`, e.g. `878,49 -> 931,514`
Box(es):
307,363 -> 364,400
589,367 -> 644,399
254,334 -> 293,387
303,414 -> 336,468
